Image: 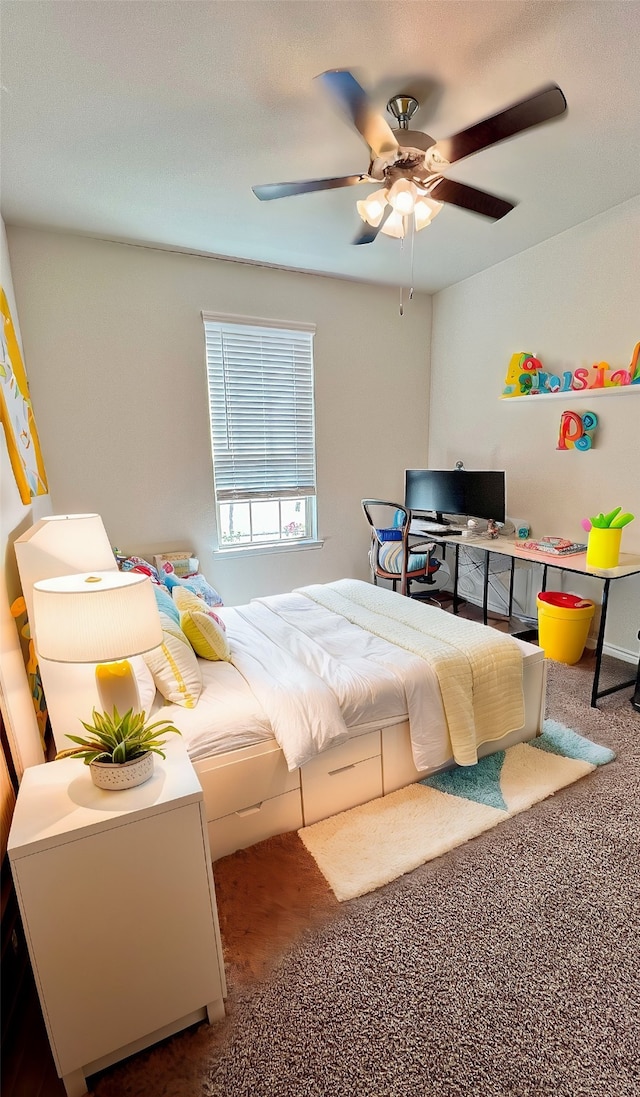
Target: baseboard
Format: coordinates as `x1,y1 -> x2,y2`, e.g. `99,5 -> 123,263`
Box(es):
499,631 -> 636,666
589,640 -> 638,665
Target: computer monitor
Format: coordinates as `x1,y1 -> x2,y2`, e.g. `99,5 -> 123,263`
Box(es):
404,470 -> 464,523
404,469 -> 506,524
463,471 -> 506,524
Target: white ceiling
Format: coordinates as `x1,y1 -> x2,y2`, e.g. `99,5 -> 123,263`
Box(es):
1,1 -> 639,294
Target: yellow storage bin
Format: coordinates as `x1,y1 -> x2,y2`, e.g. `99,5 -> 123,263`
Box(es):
537,592 -> 595,665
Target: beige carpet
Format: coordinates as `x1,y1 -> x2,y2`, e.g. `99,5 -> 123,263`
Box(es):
90,652 -> 638,1097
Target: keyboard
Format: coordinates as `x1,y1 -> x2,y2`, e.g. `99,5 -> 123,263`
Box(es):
416,524 -> 462,536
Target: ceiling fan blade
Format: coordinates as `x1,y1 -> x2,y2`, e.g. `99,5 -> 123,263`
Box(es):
316,70 -> 399,159
352,205 -> 392,245
252,175 -> 366,201
430,179 -> 515,220
433,84 -> 567,165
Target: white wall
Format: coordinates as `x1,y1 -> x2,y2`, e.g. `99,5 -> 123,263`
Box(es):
430,196 -> 640,658
0,218 -> 48,773
6,228 -> 432,606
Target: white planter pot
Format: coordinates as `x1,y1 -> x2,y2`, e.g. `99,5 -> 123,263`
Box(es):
90,751 -> 154,791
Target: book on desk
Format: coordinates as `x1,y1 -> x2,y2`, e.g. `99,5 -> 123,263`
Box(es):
520,537 -> 587,557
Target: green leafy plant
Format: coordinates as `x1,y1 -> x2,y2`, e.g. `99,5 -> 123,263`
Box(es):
589,506 -> 635,529
56,707 -> 181,766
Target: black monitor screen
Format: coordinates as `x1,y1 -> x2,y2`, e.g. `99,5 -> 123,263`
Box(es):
404,470 -> 465,520
464,471 -> 506,524
404,469 -> 505,523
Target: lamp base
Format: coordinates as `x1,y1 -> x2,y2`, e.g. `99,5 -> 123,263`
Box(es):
96,660 -> 141,716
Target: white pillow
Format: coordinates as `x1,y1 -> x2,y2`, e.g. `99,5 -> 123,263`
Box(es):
129,655 -> 157,714
142,612 -> 202,708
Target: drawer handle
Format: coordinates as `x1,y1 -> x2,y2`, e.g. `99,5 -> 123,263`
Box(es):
236,802 -> 263,817
328,763 -> 356,777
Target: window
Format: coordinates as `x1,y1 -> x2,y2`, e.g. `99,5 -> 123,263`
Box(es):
203,313 -> 317,551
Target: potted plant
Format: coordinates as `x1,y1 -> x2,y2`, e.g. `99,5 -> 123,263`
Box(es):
56,707 -> 181,790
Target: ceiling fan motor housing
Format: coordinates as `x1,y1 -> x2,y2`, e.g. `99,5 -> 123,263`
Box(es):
391,129 -> 436,153
386,95 -> 420,127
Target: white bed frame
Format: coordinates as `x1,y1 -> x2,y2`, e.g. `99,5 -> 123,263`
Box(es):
37,630 -> 545,862
15,520 -> 547,864
194,636 -> 546,860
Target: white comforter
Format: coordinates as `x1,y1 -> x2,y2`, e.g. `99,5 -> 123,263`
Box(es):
225,590 -> 449,772
159,580 -> 525,772
213,579 -> 523,772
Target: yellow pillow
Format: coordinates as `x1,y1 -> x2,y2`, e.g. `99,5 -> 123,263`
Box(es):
172,586 -> 210,614
173,585 -> 230,661
143,612 -> 203,707
180,608 -> 230,661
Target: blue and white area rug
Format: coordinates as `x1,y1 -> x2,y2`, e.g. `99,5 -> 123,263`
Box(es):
299,721 -> 615,901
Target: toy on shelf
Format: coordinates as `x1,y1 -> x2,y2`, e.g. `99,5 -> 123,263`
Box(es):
501,341 -> 640,398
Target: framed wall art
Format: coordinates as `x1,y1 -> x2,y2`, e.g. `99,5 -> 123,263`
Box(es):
0,286 -> 48,504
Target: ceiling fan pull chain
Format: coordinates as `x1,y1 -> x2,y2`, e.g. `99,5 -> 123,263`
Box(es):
409,217 -> 415,300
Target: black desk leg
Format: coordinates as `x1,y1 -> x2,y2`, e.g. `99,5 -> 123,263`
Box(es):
591,578 -> 610,708
541,564 -> 548,592
483,552 -> 490,625
508,559 -> 515,620
453,544 -> 460,615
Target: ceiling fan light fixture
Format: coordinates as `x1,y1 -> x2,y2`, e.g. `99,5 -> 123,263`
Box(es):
379,209 -> 406,239
356,187 -> 389,226
387,178 -> 419,215
414,196 -> 444,231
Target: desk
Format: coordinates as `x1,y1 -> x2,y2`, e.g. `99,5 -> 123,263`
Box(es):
412,533 -> 640,708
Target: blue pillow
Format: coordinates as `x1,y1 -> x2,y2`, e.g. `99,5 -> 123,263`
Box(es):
162,571 -> 223,607
153,584 -> 181,625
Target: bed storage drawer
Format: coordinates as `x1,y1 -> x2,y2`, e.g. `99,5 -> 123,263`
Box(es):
208,788 -> 303,861
196,740 -> 300,819
301,730 -> 382,826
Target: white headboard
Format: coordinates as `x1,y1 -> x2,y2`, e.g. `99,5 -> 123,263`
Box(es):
14,514 -> 119,753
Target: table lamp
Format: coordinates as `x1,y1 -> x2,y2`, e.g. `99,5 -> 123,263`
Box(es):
32,571 -> 163,716
14,513 -> 118,624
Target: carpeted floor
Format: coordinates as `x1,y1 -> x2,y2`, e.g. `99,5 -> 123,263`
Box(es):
92,652 -> 640,1097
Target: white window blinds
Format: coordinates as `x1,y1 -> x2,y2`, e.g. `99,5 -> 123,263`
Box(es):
203,314 -> 317,503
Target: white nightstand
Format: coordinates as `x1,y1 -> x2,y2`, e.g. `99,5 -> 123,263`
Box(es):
8,739 -> 227,1097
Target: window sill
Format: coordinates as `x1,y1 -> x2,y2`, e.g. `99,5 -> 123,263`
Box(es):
212,539 -> 324,560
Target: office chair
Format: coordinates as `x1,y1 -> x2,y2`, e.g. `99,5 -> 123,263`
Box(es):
361,500 -> 439,598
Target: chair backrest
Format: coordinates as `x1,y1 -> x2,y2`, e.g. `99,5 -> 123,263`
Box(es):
361,500 -> 410,547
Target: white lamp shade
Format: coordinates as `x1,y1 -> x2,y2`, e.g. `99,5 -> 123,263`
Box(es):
14,514 -> 117,624
387,179 -> 417,215
379,209 -> 406,239
414,196 -> 444,231
32,571 -> 163,663
356,187 -> 389,226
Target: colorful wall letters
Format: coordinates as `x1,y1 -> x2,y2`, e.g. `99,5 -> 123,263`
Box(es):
557,409 -> 597,451
502,341 -> 640,398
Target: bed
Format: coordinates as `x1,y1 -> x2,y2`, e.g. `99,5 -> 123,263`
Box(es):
38,577 -> 546,863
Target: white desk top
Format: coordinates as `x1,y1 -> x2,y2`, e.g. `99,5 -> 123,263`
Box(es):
426,534 -> 640,580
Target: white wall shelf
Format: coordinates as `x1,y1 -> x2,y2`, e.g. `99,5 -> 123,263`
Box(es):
499,385 -> 640,403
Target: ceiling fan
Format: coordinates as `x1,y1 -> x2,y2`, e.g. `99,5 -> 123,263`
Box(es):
252,70 -> 567,244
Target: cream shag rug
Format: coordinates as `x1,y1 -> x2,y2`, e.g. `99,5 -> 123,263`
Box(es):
299,720 -> 615,901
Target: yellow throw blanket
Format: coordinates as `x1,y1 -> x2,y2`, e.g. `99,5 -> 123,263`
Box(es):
298,579 -> 525,766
